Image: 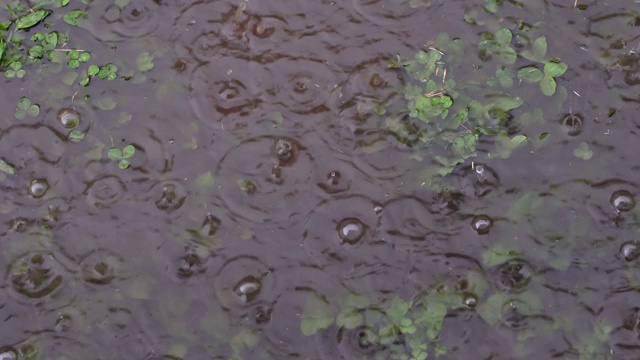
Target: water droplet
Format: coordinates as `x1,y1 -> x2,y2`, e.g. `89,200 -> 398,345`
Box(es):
610,190 -> 635,212
497,260 -> 533,292
348,325 -> 382,355
57,109 -> 80,129
501,300 -> 529,329
55,314 -> 72,332
233,275 -> 262,303
176,252 -> 206,280
172,59 -> 187,72
327,171 -> 341,186
620,241 -> 640,261
80,249 -> 125,285
471,215 -> 493,235
155,182 -> 187,213
29,179 -> 49,198
273,138 -> 299,166
249,302 -> 273,325
337,218 -> 366,245
560,113 -> 584,136
373,204 -> 383,214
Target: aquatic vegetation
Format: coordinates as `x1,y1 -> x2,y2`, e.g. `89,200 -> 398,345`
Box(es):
107,144 -> 136,169
14,96 -> 39,119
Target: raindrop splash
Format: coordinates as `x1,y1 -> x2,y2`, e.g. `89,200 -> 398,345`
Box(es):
337,218 -> 366,245
610,190 -> 635,213
471,215 -> 493,235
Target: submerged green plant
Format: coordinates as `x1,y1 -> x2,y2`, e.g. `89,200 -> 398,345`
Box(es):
108,144 -> 136,169
15,97 -> 40,119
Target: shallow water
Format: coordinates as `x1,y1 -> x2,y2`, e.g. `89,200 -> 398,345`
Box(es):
1,0 -> 640,359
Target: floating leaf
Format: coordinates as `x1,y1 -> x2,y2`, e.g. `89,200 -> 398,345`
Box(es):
122,145 -> 135,158
539,75 -> 556,96
108,148 -> 123,161
68,130 -> 85,142
336,309 -> 363,329
63,10 -> 87,26
521,36 -> 547,62
482,245 -> 520,266
517,66 -> 544,83
494,134 -> 527,158
136,52 -> 155,72
16,10 -> 49,29
0,159 -> 16,175
490,94 -> 523,111
496,66 -> 513,88
573,141 -> 592,160
544,61 -> 568,78
88,65 -> 100,76
118,159 -> 131,169
195,171 -> 215,189
494,28 -> 512,46
300,295 -> 334,336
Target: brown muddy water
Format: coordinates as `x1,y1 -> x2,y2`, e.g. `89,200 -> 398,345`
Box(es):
1,0 -> 640,359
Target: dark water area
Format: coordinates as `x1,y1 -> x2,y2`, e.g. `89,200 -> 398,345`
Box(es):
1,0 -> 640,359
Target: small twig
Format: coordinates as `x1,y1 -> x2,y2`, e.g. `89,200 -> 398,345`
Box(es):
53,48 -> 86,52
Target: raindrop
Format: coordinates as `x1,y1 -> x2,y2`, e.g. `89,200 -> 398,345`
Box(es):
620,241 -> 640,262
55,314 -> 72,332
471,215 -> 493,235
29,179 -> 49,198
86,175 -> 125,209
171,59 -> 187,73
252,303 -> 272,324
497,260 -> 533,292
80,249 -> 125,285
373,204 -> 383,214
560,113 -> 584,136
9,217 -> 31,233
272,138 -> 299,166
155,182 -> 187,213
501,300 -> 529,329
610,190 -> 635,213
369,73 -> 384,88
348,326 -> 381,355
233,275 -> 262,303
8,251 -> 65,300
327,171 -> 341,187
57,109 -> 80,129
176,252 -> 206,280
337,218 -> 366,245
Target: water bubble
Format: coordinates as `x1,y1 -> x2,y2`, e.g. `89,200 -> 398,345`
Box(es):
57,109 -> 80,129
610,190 -> 635,212
29,179 -> 49,198
233,275 -> 262,303
337,218 -> 366,245
171,59 -> 187,72
497,260 -> 533,292
560,113 -> 584,136
620,241 -> 640,262
272,138 -> 299,166
471,215 -> 493,235
0,349 -> 16,360
463,293 -> 478,308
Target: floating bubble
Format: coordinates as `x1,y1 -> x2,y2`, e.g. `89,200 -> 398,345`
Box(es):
463,293 -> 478,308
29,179 -> 49,198
620,241 -> 640,262
57,109 -> 80,129
0,349 -> 16,360
610,190 -> 635,212
337,218 -> 366,245
471,215 -> 493,235
497,259 -> 533,292
560,113 -> 584,136
214,256 -> 275,309
233,275 -> 262,303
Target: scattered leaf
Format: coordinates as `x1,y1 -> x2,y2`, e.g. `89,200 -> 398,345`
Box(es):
573,141 -> 592,160
16,10 -> 50,29
63,10 -> 87,26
